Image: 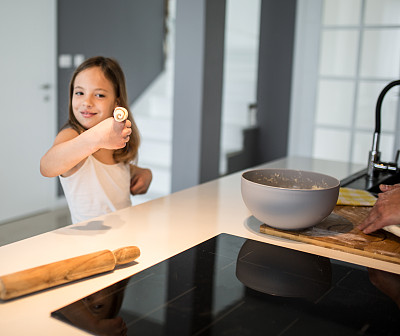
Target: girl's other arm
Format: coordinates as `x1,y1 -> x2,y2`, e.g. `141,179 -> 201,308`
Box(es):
130,165 -> 152,195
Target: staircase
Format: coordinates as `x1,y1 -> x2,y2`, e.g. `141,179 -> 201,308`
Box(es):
129,0 -> 261,205
130,67 -> 174,205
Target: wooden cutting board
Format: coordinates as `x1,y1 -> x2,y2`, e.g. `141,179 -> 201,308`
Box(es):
260,205 -> 400,265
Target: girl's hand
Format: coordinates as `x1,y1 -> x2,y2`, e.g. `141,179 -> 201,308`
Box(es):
130,166 -> 152,195
358,184 -> 400,234
90,117 -> 132,150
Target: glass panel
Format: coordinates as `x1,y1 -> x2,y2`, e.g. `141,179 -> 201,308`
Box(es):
220,0 -> 260,175
319,30 -> 359,77
380,133 -> 396,162
365,0 -> 400,25
360,29 -> 400,78
353,131 -> 395,164
313,128 -> 351,162
352,131 -> 373,164
316,80 -> 354,127
355,81 -> 398,132
322,0 -> 361,26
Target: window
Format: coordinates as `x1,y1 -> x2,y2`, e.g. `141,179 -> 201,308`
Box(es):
289,0 -> 400,165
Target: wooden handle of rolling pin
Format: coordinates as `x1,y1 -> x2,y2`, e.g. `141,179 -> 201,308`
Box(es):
0,246 -> 140,300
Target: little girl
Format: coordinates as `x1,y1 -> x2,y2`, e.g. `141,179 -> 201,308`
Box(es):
41,56 -> 152,224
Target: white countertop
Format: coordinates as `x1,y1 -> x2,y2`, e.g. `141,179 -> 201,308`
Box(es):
0,156 -> 397,335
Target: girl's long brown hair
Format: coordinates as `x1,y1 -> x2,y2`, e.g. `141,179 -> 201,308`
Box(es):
67,56 -> 140,164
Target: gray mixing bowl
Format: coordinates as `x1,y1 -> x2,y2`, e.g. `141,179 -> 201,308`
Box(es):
241,168 -> 340,230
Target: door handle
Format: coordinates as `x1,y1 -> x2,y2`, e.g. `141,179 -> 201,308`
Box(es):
40,83 -> 52,90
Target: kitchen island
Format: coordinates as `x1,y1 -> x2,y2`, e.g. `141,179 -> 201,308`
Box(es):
0,156 -> 398,335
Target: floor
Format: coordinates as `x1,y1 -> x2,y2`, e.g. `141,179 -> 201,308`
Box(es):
0,206 -> 71,247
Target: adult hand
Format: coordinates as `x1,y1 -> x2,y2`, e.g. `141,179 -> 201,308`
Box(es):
358,184 -> 400,234
130,167 -> 152,195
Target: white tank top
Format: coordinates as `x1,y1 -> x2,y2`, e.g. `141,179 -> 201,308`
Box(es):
60,155 -> 131,224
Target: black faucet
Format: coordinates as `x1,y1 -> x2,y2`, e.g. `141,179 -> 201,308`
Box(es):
367,79 -> 400,179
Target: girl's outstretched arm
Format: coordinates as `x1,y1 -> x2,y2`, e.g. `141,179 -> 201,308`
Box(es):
40,118 -> 131,177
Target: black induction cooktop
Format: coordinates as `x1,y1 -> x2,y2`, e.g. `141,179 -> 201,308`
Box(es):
52,234 -> 399,335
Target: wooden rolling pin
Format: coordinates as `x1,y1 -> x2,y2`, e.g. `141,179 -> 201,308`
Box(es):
0,246 -> 140,300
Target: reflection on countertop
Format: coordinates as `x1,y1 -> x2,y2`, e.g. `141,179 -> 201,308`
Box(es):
53,234 -> 399,336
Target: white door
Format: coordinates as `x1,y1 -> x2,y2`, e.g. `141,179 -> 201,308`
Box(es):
0,0 -> 56,223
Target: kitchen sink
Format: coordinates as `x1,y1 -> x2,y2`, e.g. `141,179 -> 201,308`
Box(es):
341,168 -> 400,195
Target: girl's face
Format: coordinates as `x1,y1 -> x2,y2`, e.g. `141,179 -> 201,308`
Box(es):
72,66 -> 118,129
